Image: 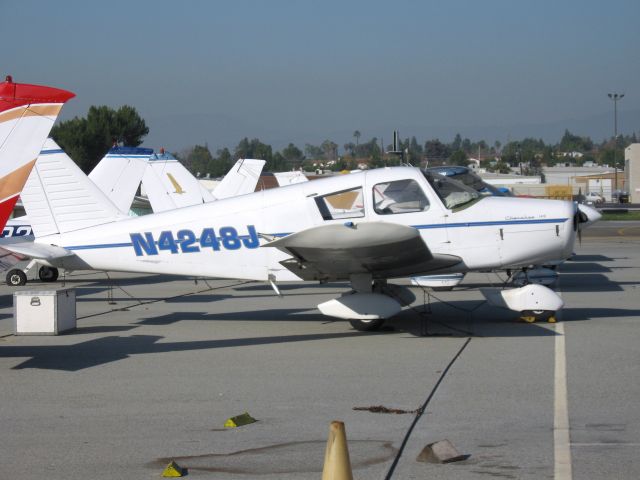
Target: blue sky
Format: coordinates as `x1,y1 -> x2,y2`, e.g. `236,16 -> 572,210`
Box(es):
2,0 -> 638,151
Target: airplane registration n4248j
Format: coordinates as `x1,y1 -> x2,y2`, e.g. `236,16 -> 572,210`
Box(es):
129,226 -> 261,256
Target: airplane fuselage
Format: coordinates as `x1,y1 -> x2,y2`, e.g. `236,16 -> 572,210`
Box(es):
38,167 -> 576,282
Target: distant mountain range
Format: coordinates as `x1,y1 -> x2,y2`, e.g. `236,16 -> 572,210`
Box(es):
143,109 -> 640,153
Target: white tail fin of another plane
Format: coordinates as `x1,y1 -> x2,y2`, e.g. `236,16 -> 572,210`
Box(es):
21,138 -> 126,237
274,171 -> 308,186
141,151 -> 216,212
88,146 -> 153,213
211,158 -> 266,200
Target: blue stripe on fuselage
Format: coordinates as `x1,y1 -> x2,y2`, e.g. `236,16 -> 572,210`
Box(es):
60,218 -> 569,251
413,218 -> 568,229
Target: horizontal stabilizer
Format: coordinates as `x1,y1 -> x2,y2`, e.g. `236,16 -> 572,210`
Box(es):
0,246 -> 27,270
0,239 -> 72,261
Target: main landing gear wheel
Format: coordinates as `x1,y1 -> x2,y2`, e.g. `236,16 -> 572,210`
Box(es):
6,269 -> 27,286
349,318 -> 385,332
38,266 -> 59,282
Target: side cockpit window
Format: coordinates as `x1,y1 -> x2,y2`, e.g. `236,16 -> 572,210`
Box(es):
373,179 -> 429,215
315,187 -> 365,220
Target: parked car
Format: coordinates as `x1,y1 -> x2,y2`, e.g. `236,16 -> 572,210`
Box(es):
584,191 -> 604,204
611,190 -> 630,203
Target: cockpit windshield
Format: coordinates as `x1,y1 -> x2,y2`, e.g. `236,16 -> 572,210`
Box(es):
422,170 -> 481,210
427,166 -> 506,196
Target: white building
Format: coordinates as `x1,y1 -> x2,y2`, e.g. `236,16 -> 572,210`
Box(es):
625,144 -> 640,203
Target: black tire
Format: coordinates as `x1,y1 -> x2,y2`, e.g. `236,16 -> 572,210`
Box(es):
349,318 -> 385,332
6,269 -> 27,286
38,266 -> 59,282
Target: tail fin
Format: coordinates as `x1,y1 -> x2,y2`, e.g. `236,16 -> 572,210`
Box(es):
141,151 -> 216,212
211,158 -> 265,200
0,77 -> 75,228
88,146 -> 153,213
20,139 -> 125,238
141,155 -> 266,213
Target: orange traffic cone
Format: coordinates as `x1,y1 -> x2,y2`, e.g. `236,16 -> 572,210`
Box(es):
322,421 -> 354,480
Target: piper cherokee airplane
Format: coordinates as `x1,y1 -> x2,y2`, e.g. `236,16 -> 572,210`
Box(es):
3,132 -> 600,329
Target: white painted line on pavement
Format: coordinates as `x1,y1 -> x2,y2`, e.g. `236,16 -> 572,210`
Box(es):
555,321 -> 572,480
572,443 -> 640,447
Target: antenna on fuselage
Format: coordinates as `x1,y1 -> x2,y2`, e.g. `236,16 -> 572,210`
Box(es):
387,129 -> 410,166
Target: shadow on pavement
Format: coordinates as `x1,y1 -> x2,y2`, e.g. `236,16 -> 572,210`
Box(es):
1,331 -> 374,371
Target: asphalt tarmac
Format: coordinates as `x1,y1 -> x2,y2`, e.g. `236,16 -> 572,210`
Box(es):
0,233 -> 638,479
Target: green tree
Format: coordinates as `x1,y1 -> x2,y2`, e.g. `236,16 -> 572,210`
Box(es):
451,133 -> 462,151
353,130 -> 361,147
558,129 -> 593,152
51,105 -> 149,173
321,140 -> 338,161
304,143 -> 324,160
185,144 -> 215,177
281,143 -> 304,166
234,138 -> 274,168
424,139 -> 450,163
208,147 -> 233,177
449,149 -> 468,166
343,142 -> 356,157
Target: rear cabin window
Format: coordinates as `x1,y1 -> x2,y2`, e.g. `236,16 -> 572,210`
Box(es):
373,179 -> 430,215
315,187 -> 365,220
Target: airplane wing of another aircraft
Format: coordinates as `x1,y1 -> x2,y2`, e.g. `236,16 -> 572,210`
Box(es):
264,222 -> 461,281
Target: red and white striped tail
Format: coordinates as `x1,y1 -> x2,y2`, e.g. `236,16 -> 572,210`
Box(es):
0,76 -> 75,228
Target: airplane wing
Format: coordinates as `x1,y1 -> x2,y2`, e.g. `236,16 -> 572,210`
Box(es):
263,222 -> 461,281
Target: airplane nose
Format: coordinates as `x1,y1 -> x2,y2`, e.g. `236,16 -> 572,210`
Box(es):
577,203 -> 602,227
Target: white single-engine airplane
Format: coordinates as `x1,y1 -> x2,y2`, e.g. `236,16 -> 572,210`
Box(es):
5,132 -> 600,329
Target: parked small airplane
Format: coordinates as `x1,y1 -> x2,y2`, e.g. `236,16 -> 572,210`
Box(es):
1,80 -> 600,330
5,152 -> 599,329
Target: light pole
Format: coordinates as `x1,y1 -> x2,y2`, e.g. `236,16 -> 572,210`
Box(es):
608,92 -> 624,201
